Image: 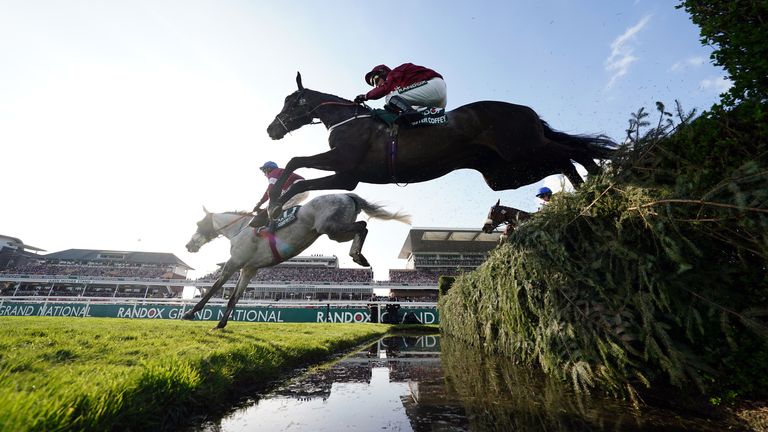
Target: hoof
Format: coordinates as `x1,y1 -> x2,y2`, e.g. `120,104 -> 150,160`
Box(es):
352,254 -> 370,267
181,311 -> 195,321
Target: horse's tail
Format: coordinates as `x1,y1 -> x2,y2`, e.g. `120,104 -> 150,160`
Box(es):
347,194 -> 412,224
540,120 -> 617,160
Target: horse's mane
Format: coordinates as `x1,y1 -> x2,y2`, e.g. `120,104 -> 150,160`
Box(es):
223,211 -> 252,216
308,88 -> 351,103
307,89 -> 372,112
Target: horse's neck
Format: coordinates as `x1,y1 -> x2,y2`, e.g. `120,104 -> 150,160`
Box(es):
309,90 -> 363,126
498,206 -> 518,222
213,213 -> 249,239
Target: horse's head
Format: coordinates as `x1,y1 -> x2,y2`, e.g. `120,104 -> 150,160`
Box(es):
482,200 -> 531,234
186,207 -> 217,252
267,72 -> 315,140
481,199 -> 503,233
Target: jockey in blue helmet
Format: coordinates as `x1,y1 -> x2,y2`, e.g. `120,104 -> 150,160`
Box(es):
536,186 -> 553,203
260,161 -> 278,173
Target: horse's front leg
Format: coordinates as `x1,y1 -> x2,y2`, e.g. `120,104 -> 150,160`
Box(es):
268,148 -> 360,217
214,265 -> 258,330
274,173 -> 360,218
561,162 -> 584,189
182,261 -> 238,321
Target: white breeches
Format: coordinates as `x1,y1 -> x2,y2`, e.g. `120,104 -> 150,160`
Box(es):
385,77 -> 447,108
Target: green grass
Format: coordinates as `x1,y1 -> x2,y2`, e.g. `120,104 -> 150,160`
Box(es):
0,317 -> 388,431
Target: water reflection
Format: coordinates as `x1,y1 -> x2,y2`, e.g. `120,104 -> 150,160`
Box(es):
194,334 -> 743,432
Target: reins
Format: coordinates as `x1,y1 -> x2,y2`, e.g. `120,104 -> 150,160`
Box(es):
210,213 -> 251,238
327,113 -> 372,132
276,95 -> 375,135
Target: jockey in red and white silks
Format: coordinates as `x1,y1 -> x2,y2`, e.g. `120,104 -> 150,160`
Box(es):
354,63 -> 447,109
254,161 -> 309,212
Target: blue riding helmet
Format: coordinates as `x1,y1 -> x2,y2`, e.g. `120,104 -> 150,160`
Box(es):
536,186 -> 552,197
260,161 -> 278,171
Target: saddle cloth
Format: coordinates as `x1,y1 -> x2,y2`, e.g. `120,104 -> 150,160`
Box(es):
274,205 -> 300,230
372,108 -> 447,128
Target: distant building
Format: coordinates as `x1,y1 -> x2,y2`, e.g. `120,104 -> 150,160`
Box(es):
42,249 -> 192,279
0,234 -> 46,270
195,255 -> 375,301
0,230 -> 500,302
275,254 -> 340,268
388,227 -> 501,299
0,247 -> 193,298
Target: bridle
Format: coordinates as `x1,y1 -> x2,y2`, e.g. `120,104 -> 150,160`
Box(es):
485,205 -> 505,230
274,90 -> 314,134
198,213 -> 251,241
274,90 -> 370,135
484,204 -> 517,232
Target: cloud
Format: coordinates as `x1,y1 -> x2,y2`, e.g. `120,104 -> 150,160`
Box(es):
699,75 -> 733,93
670,56 -> 706,72
605,15 -> 651,89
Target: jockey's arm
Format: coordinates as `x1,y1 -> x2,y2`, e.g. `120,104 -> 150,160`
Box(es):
255,184 -> 275,211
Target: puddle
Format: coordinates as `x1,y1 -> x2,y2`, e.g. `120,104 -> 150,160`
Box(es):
192,334 -> 744,431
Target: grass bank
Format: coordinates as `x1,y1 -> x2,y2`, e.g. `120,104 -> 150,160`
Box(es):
439,99 -> 768,411
0,317 -> 388,431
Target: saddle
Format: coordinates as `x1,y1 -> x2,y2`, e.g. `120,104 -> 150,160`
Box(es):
248,206 -> 301,232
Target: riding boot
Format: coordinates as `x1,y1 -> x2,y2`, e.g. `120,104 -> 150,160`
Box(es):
248,211 -> 268,228
386,95 -> 422,124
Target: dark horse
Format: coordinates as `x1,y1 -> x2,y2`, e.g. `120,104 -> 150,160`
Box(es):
481,199 -> 532,235
265,72 -> 616,217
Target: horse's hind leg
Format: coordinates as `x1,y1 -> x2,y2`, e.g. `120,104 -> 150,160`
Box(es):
214,265 -> 257,330
348,221 -> 370,267
323,219 -> 371,267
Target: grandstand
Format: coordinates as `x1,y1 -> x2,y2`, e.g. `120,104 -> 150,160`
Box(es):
0,248 -> 192,298
389,227 -> 502,300
0,234 -> 45,269
195,255 -> 375,301
1,229 -> 500,302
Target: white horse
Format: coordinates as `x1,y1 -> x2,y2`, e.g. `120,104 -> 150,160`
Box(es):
183,193 -> 411,329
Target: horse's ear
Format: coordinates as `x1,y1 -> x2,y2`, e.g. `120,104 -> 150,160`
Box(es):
495,199 -> 500,207
202,205 -> 211,214
296,71 -> 304,90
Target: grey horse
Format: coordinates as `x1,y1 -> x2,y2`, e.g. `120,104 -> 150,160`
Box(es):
183,193 -> 411,329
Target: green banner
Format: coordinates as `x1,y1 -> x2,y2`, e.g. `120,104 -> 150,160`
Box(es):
0,300 -> 439,324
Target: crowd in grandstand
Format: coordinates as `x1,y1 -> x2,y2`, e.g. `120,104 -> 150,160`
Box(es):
0,283 -> 177,299
1,263 -> 170,279
197,266 -> 374,283
1,260 -> 450,300
388,269 -> 460,284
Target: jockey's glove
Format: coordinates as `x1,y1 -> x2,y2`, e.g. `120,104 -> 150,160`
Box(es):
353,94 -> 366,104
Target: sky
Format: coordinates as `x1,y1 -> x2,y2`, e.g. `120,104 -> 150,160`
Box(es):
0,1 -> 730,280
